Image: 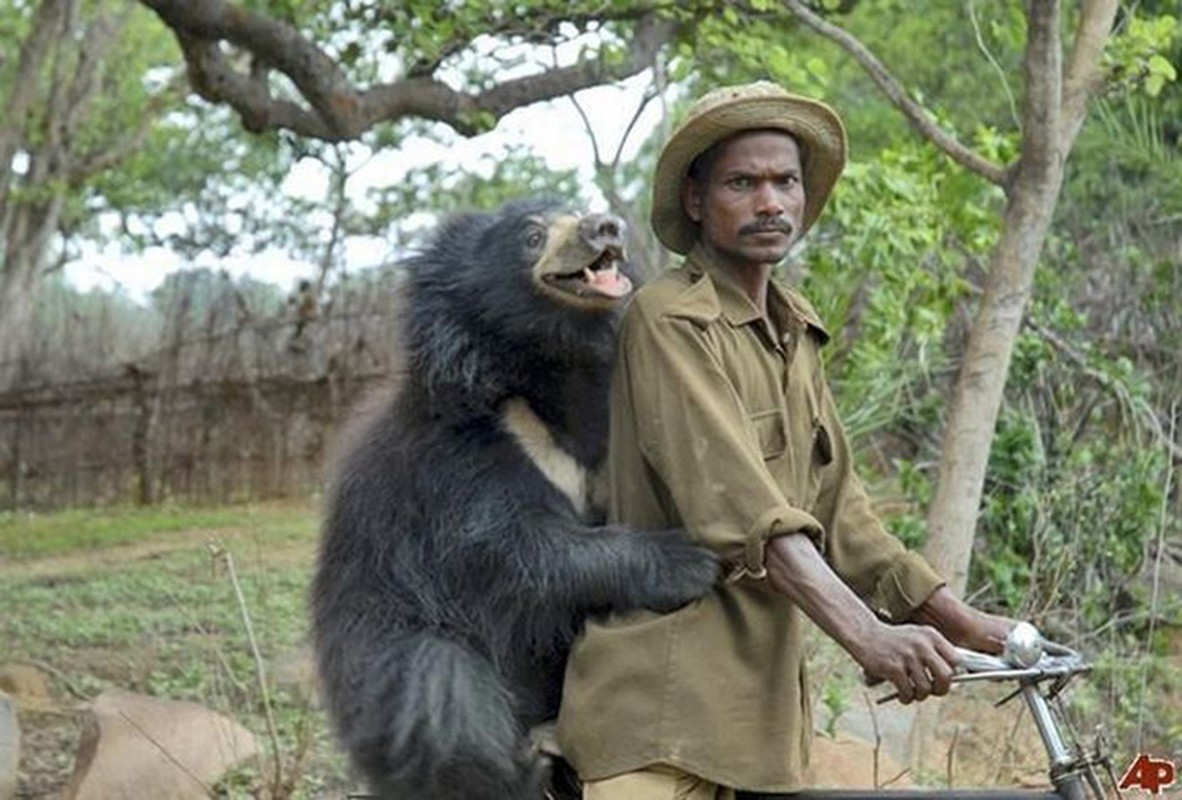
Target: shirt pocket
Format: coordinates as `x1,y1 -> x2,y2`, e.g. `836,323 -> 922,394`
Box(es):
748,408 -> 787,461
803,380 -> 834,507
812,417 -> 834,468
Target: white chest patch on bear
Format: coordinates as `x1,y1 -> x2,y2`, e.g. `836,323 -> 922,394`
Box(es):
501,397 -> 587,516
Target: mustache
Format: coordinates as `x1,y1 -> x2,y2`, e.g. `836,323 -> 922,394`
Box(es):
739,219 -> 795,236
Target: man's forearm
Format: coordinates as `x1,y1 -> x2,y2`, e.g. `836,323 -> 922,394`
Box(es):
908,586 -> 1011,655
764,532 -> 884,663
764,532 -> 961,703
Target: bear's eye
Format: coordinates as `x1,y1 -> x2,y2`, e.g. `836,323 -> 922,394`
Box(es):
525,228 -> 546,250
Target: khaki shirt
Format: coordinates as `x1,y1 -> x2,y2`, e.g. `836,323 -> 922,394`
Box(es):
557,246 -> 944,792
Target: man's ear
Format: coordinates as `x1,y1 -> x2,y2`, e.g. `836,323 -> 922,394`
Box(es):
681,178 -> 703,224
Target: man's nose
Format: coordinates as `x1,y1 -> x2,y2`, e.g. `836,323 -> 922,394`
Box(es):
752,181 -> 785,216
579,213 -> 627,251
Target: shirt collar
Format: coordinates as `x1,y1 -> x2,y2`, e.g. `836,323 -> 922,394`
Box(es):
669,245 -> 830,344
685,245 -> 763,326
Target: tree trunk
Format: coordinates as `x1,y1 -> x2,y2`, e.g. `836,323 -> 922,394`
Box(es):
911,0 -> 1117,774
785,0 -> 1118,603
921,171 -> 1065,594
780,0 -> 1121,773
921,0 -> 1119,596
0,213 -> 57,385
1,0 -> 143,387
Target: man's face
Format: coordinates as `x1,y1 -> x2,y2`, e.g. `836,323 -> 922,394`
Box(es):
682,130 -> 806,271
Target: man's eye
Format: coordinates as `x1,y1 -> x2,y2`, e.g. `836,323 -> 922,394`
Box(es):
727,177 -> 753,190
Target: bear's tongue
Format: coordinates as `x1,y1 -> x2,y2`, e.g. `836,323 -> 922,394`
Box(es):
582,264 -> 633,298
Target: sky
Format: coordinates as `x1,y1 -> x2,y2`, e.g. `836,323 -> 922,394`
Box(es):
61,70 -> 664,303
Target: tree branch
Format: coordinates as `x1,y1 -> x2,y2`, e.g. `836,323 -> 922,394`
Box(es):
68,77 -> 187,186
1059,0 -> 1120,152
0,0 -> 69,234
139,0 -> 676,141
781,0 -> 1009,187
0,0 -> 68,180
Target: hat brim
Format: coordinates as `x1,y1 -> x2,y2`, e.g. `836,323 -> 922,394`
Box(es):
651,90 -> 847,255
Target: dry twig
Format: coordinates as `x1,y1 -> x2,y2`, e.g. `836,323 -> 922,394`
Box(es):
209,540 -> 284,795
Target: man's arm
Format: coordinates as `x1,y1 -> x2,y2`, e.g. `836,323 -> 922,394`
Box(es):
908,586 -> 1013,654
766,534 -> 1016,703
765,533 -> 960,704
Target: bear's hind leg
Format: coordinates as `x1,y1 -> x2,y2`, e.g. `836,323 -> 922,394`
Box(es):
347,631 -> 542,800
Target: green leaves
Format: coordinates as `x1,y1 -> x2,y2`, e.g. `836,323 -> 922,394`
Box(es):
1104,13 -> 1180,98
801,138 -> 999,442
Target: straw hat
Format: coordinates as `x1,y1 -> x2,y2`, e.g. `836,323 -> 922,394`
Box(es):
651,81 -> 847,255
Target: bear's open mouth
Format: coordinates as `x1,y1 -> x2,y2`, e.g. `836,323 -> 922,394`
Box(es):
544,246 -> 633,300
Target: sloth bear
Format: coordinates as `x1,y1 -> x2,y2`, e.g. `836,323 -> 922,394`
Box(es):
311,198 -> 719,799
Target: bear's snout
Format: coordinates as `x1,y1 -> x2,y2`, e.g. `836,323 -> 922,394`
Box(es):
579,213 -> 627,253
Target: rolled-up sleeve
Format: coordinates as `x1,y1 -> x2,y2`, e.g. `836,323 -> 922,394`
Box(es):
613,307 -> 822,576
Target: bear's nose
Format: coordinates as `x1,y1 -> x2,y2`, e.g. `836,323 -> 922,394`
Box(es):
579,213 -> 627,252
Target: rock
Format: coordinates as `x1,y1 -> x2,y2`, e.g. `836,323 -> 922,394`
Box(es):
0,692 -> 18,800
808,733 -> 912,789
0,664 -> 51,703
63,690 -> 260,800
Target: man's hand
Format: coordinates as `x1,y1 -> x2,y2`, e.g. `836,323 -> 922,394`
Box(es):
851,622 -> 961,704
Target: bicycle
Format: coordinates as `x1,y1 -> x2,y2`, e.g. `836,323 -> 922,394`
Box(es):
750,623 -> 1118,800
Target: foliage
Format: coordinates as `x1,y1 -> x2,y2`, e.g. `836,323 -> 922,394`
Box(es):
366,141 -> 584,250
818,674 -> 850,739
970,287 -> 1175,617
86,104 -> 295,261
18,269 -> 295,383
797,137 -> 1002,446
150,268 -> 288,324
31,274 -> 163,369
1104,12 -> 1179,98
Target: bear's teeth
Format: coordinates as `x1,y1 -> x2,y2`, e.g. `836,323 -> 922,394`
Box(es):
583,263 -> 619,285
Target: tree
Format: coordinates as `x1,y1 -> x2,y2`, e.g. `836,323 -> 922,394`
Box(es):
137,0 -> 676,142
3,0 -> 682,390
0,1 -> 184,384
782,0 -> 1127,598
775,0 -> 1182,771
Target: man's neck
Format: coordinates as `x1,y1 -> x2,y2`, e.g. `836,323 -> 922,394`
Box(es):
713,255 -> 774,315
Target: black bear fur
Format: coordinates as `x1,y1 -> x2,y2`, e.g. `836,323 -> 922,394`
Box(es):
311,198 -> 718,799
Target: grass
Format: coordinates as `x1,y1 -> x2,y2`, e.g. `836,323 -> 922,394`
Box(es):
0,502 -> 315,558
0,500 -> 353,798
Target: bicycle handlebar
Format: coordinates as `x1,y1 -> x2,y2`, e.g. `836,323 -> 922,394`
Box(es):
953,620 -> 1088,682
872,623 -> 1090,703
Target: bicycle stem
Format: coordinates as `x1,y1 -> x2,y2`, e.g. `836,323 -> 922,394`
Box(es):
1021,683 -> 1074,768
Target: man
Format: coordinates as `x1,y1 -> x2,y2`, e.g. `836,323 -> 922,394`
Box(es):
556,82 -> 1013,798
